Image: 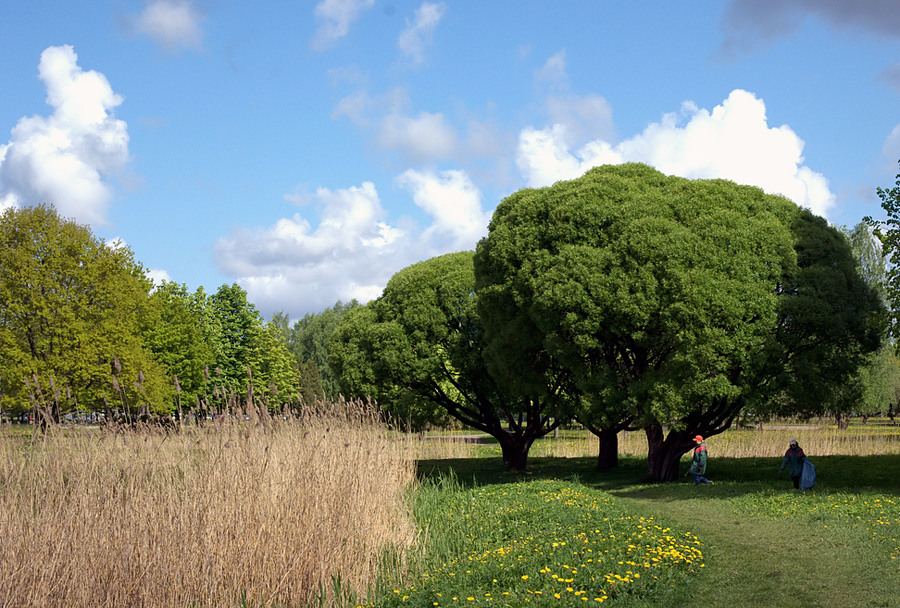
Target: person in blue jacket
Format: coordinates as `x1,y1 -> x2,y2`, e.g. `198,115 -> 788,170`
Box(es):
779,439 -> 806,489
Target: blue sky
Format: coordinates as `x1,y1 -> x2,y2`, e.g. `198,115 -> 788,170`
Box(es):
1,1 -> 899,321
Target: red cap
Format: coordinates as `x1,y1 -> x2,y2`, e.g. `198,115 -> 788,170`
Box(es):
693,435 -> 703,442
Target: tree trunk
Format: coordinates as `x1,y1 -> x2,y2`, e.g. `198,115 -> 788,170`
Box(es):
834,412 -> 850,429
645,424 -> 695,482
596,428 -> 619,471
498,434 -> 532,471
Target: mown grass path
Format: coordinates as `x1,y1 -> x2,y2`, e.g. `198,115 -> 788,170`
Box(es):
612,485 -> 896,608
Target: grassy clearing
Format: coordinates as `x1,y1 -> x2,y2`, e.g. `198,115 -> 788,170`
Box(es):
367,476 -> 704,607
409,453 -> 900,608
0,401 -> 416,608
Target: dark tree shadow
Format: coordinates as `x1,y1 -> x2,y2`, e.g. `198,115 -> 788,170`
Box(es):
415,453 -> 900,500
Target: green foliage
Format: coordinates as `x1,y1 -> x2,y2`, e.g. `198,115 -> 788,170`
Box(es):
287,300 -> 359,400
839,222 -> 895,421
767,212 -> 884,421
854,345 -> 900,419
844,221 -> 886,301
331,252 -> 561,465
475,165 -> 796,432
141,281 -> 216,405
330,254 -> 471,432
474,163 -> 881,480
297,359 -> 324,407
865,159 -> 900,339
0,205 -> 162,416
205,284 -> 298,407
207,283 -> 264,390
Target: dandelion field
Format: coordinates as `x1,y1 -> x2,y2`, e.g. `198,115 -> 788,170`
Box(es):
371,477 -> 704,607
407,443 -> 900,608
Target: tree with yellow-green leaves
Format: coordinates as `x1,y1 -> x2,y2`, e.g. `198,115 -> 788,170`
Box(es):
0,204 -> 166,422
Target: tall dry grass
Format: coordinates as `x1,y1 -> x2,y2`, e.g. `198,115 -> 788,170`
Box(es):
560,424 -> 900,459
418,423 -> 900,461
704,424 -> 900,458
0,399 -> 417,608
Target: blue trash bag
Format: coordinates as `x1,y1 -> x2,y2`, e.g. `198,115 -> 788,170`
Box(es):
800,459 -> 816,490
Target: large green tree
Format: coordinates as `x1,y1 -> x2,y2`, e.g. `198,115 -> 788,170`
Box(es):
833,222 -> 898,425
331,251 -> 564,468
141,282 -> 216,413
854,345 -> 900,423
205,283 -> 298,410
0,205 -> 164,420
475,164 -> 881,481
760,212 -> 884,429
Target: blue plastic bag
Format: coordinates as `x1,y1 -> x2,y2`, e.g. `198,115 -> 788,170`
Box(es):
800,459 -> 816,490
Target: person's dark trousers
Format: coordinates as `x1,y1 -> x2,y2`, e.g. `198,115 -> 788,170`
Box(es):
791,475 -> 800,489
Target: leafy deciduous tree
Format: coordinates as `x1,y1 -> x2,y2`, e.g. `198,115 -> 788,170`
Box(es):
475,164 -> 881,481
287,301 -> 359,400
0,205 -> 164,419
142,281 -> 216,412
206,284 -> 298,410
331,252 -> 563,467
865,159 -> 900,340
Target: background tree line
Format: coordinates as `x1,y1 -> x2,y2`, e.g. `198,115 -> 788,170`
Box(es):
331,164 -> 896,480
0,204 -> 356,422
3,162 -> 900,483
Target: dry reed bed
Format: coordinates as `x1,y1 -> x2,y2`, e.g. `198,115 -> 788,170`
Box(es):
0,401 -> 417,608
583,426 -> 900,459
416,425 -> 900,461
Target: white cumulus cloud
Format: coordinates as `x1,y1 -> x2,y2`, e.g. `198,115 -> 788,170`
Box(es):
0,45 -> 129,226
398,1 -> 446,66
214,182 -> 409,316
215,170 -> 490,318
146,268 -> 173,288
517,89 -> 835,218
133,0 -> 203,52
311,0 -> 375,51
397,168 -> 490,252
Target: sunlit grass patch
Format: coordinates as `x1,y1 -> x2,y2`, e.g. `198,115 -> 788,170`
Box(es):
370,478 -> 703,607
734,489 -> 900,560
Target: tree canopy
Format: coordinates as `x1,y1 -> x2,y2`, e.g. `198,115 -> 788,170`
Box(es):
141,281 -> 216,410
0,206 -> 304,421
0,205 -> 163,419
285,300 -> 360,400
474,163 -> 881,480
205,284 -> 298,408
865,159 -> 900,339
331,251 -> 563,467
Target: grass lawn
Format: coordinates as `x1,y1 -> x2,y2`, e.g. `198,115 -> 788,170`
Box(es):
379,453 -> 900,608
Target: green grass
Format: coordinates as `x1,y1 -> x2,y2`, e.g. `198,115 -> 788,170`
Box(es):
367,475 -> 703,607
366,453 -> 900,608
